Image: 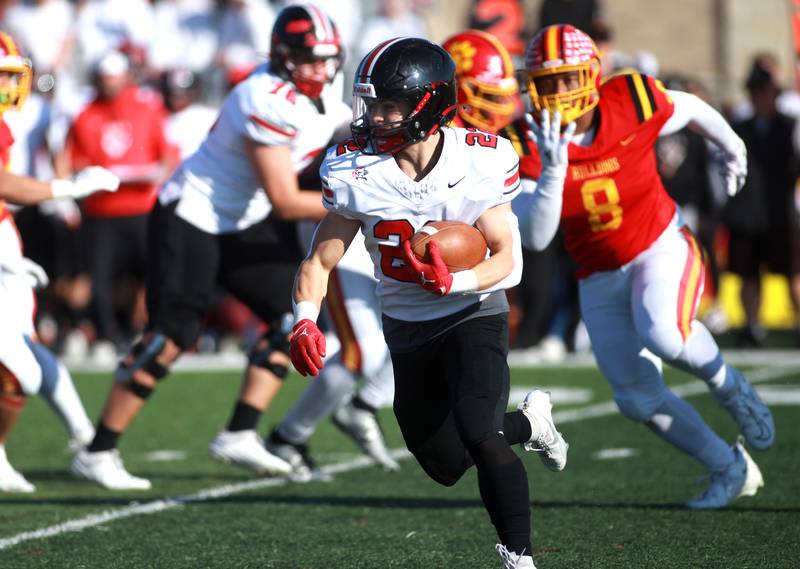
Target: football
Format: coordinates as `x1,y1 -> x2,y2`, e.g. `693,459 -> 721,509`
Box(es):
410,220 -> 488,272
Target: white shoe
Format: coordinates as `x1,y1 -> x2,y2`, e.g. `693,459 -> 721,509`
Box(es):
332,401 -> 400,472
518,390 -> 568,472
71,448 -> 151,490
265,430 -> 333,483
538,335 -> 566,363
62,329 -> 90,364
209,430 -> 291,476
91,340 -> 118,367
496,544 -> 536,568
0,447 -> 35,493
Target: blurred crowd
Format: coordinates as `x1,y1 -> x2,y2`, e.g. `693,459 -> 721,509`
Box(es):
2,0 -> 798,365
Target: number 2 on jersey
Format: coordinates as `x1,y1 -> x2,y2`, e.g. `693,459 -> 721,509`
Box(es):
580,178 -> 623,232
373,219 -> 416,282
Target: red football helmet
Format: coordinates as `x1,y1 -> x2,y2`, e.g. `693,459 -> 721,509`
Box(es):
525,24 -> 601,124
442,29 -> 519,133
0,32 -> 31,114
270,4 -> 342,99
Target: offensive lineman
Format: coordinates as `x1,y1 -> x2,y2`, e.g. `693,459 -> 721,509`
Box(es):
513,24 -> 774,509
71,4 -> 351,490
289,37 -> 566,569
0,32 -> 120,491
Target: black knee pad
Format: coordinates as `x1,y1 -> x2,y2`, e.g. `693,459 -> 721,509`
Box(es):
115,333 -> 170,398
248,328 -> 290,378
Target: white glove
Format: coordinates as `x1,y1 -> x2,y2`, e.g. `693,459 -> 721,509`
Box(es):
722,138 -> 747,197
0,256 -> 49,290
51,166 -> 121,200
526,110 -> 577,183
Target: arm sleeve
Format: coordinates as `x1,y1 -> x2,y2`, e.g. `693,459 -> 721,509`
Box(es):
660,90 -> 743,156
511,175 -> 563,251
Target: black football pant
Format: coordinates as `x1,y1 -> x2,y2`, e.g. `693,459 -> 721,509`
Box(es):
391,313 -> 532,554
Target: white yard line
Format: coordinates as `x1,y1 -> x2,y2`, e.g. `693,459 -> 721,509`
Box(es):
1,366 -> 795,551
0,450 -> 412,551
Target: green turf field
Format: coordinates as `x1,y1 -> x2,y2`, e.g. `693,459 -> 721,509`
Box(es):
1,363 -> 798,568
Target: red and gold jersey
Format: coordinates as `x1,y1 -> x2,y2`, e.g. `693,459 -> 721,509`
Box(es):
0,119 -> 15,222
505,73 -> 676,277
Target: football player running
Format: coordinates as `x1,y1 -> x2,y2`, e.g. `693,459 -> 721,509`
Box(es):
265,29 -> 525,482
71,4 -> 350,490
0,32 -> 120,492
290,37 -> 567,569
513,24 -> 773,509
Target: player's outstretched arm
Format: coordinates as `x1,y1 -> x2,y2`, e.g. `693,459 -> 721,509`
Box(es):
513,110 -> 575,251
246,139 -> 328,221
290,212 -> 360,377
0,167 -> 120,205
659,90 -> 747,196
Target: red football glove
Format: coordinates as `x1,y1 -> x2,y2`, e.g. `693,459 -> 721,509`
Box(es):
402,240 -> 453,296
289,319 -> 326,377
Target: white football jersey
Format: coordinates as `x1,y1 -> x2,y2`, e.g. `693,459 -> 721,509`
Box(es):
320,127 -> 521,322
160,63 -> 350,234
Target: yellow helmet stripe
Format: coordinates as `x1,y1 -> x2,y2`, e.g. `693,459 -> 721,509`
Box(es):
0,33 -> 17,57
544,26 -> 560,62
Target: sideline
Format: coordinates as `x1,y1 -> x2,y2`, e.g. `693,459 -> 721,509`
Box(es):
62,350 -> 800,374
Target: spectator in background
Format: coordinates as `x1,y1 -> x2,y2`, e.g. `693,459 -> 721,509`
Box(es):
729,52 -> 800,124
726,57 -> 800,346
217,0 -> 274,75
468,0 -> 527,57
160,68 -> 217,160
538,0 -> 606,35
354,0 -> 427,66
149,0 -> 220,76
57,51 -> 178,363
3,0 -> 77,101
74,0 -> 155,70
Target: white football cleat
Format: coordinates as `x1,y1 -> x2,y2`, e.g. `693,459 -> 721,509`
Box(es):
496,544 -> 536,568
71,448 -> 151,490
0,446 -> 35,493
265,430 -> 332,483
332,401 -> 400,472
209,430 -> 291,476
518,390 -> 568,472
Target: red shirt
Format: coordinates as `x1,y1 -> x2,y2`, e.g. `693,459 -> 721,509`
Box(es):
505,73 -> 676,277
66,85 -> 175,218
0,120 -> 13,222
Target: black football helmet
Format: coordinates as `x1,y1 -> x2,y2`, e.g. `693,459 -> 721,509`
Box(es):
270,4 -> 342,98
350,37 -> 458,155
